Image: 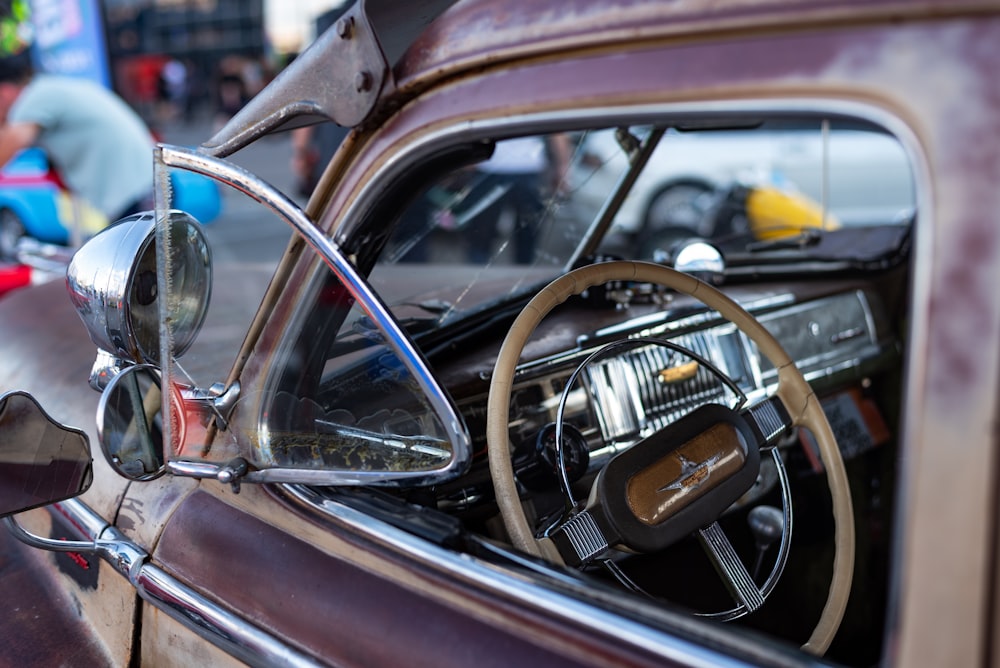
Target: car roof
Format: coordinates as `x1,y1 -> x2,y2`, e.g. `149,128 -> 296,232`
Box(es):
202,0 -> 996,158
395,0 -> 997,86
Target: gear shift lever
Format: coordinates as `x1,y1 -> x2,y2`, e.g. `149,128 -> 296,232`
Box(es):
748,505 -> 784,582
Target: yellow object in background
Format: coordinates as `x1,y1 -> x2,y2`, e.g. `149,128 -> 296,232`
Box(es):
745,184 -> 840,240
56,191 -> 109,238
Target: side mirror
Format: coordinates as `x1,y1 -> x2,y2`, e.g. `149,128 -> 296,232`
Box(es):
0,392 -> 93,518
97,365 -> 168,481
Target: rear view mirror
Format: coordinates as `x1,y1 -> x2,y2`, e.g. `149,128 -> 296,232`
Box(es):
0,392 -> 93,518
97,365 -> 168,481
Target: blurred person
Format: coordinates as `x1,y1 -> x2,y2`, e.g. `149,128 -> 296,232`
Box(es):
0,51 -> 155,229
466,133 -> 572,263
214,58 -> 248,131
157,57 -> 189,124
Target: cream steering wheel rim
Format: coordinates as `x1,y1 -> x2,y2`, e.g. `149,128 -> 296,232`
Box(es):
485,261 -> 854,655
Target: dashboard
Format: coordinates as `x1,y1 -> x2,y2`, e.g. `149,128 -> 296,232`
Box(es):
450,284 -> 899,505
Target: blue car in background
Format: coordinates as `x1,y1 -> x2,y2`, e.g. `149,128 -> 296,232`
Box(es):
0,147 -> 221,261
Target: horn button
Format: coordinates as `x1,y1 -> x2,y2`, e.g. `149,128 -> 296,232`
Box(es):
551,404 -> 762,564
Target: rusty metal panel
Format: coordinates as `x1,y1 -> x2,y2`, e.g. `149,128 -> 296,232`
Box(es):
0,529 -> 114,665
298,11 -> 1000,666
152,490 -> 674,666
394,0 -> 1000,92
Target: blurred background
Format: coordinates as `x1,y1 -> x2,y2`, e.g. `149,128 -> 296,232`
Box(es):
3,0 -> 350,131
0,0 -> 351,295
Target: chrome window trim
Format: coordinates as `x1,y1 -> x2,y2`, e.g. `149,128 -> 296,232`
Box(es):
282,484 -> 779,668
157,145 -> 472,485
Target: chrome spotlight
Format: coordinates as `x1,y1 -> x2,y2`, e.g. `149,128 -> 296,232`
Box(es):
67,210 -> 212,365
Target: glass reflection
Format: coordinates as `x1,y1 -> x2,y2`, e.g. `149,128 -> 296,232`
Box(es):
0,392 -> 93,517
98,366 -> 167,481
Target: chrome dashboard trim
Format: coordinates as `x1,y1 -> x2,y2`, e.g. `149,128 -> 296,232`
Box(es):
156,144 -> 472,486
487,288 -> 889,470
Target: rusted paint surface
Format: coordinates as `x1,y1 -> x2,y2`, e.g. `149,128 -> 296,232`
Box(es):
0,286 -> 139,664
0,522 -> 116,665
153,490 -> 675,667
394,0 -> 999,93
0,280 -> 128,524
115,474 -> 201,549
141,605 -> 246,668
862,19 -> 1000,668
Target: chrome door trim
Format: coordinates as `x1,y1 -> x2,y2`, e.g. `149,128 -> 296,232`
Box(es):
9,499 -> 322,668
283,484 -> 786,668
136,564 -> 321,668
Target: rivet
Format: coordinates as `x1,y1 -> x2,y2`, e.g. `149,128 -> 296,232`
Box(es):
336,16 -> 354,39
355,71 -> 372,92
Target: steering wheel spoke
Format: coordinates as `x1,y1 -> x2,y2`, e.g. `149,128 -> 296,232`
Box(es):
743,396 -> 794,447
698,521 -> 765,615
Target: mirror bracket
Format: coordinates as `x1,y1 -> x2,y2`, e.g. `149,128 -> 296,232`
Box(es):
3,514 -> 95,553
166,457 -> 250,494
180,381 -> 241,432
89,350 -> 128,392
217,458 -> 249,494
199,0 -> 388,157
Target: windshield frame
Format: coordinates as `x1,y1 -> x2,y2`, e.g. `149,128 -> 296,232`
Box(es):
245,96 -> 925,483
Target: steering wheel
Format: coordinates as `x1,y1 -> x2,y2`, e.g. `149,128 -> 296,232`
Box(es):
486,261 -> 854,656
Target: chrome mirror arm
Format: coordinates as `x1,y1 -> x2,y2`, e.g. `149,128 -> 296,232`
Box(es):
90,350 -> 240,431
3,514 -> 94,553
2,514 -> 148,581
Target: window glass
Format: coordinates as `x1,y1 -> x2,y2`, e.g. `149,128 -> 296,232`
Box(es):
252,286 -> 453,473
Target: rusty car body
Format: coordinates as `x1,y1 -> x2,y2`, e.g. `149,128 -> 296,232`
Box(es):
2,0 -> 999,666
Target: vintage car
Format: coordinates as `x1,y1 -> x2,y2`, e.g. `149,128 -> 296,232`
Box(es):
0,148 -> 81,261
568,123 -> 916,249
0,147 -> 222,262
0,0 -> 997,666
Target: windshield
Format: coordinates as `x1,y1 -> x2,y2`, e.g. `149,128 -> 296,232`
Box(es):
204,110 -> 916,480
368,118 -> 915,330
